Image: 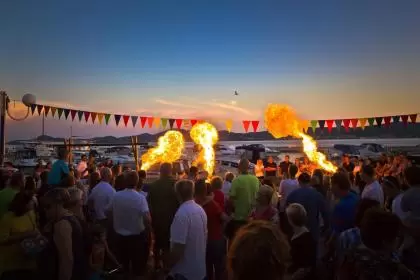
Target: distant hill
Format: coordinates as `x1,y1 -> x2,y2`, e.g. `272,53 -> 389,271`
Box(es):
8,122 -> 420,145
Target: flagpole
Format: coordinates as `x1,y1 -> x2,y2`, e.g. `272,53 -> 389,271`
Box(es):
0,91 -> 7,166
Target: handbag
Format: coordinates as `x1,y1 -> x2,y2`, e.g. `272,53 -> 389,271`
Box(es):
21,213 -> 48,257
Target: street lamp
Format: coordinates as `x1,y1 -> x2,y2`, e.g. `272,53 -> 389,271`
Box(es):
0,91 -> 36,166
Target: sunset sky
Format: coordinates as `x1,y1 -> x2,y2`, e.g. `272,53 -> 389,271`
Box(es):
2,1 -> 420,140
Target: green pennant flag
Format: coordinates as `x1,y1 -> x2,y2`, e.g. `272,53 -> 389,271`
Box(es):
104,114 -> 111,125
161,118 -> 168,128
57,108 -> 64,119
368,118 -> 375,127
310,120 -> 318,133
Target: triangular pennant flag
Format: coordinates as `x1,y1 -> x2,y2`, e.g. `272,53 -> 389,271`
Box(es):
154,117 -> 161,128
409,114 -> 417,123
367,118 -> 375,127
70,110 -> 77,121
326,120 -> 334,133
335,119 -> 343,131
84,111 -> 91,122
91,113 -> 97,124
350,119 -> 358,129
44,106 -> 50,117
375,117 -> 383,127
114,115 -> 121,126
104,114 -> 111,125
50,107 -> 57,117
225,120 -> 233,132
251,120 -> 259,132
343,119 -> 351,132
140,117 -> 147,128
401,115 -> 409,127
77,111 -> 84,121
360,118 -> 367,130
37,105 -> 44,116
147,117 -> 154,128
318,120 -> 326,131
123,115 -> 130,127
242,120 -> 251,132
310,120 -> 318,133
175,119 -> 183,129
63,109 -> 70,120
169,119 -> 175,129
131,116 -> 138,127
30,104 -> 37,115
97,113 -> 104,124
392,116 -> 400,124
384,116 -> 391,128
301,120 -> 309,133
161,118 -> 168,128
190,119 -> 198,127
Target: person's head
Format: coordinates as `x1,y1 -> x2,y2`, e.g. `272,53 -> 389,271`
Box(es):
111,164 -> 122,177
24,176 -> 36,193
360,164 -> 375,183
175,179 -> 195,202
228,221 -> 289,280
262,178 -> 274,189
297,172 -> 311,187
114,174 -> 126,191
46,161 -> 52,169
210,176 -> 223,191
65,187 -> 84,214
100,167 -> 112,183
198,170 -> 209,180
311,169 -> 323,186
89,171 -> 101,188
342,154 -> 350,164
294,158 -> 300,166
61,175 -> 76,188
257,159 -> 263,166
403,166 -> 420,187
286,203 -> 307,228
43,188 -> 71,220
9,172 -> 24,190
288,164 -> 298,179
160,162 -> 172,177
382,176 -> 401,198
360,209 -> 401,252
189,166 -> 198,178
138,170 -> 147,180
256,185 -> 274,207
238,159 -> 250,174
267,156 -> 273,163
354,199 -> 380,228
284,155 -> 290,163
331,172 -> 352,197
40,171 -> 49,185
58,148 -> 69,161
9,191 -> 34,216
225,172 -> 234,182
125,171 -> 139,189
81,154 -> 87,162
194,179 -> 208,200
304,157 -> 309,164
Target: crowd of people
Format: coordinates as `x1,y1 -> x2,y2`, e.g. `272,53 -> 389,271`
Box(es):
0,147 -> 419,280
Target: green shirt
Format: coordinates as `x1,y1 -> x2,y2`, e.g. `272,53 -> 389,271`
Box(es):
229,174 -> 260,221
0,187 -> 19,220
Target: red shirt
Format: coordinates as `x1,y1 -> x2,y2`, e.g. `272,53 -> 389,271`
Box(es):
199,199 -> 223,241
213,190 -> 225,210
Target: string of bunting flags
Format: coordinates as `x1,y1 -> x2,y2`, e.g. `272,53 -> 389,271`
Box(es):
29,103 -> 419,134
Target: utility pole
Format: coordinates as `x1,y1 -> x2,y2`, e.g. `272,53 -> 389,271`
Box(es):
0,91 -> 8,167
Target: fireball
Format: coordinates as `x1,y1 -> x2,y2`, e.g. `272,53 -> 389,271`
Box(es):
190,122 -> 219,176
141,130 -> 185,171
265,104 -> 337,173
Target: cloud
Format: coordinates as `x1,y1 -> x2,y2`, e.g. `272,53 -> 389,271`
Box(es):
209,102 -> 253,116
155,99 -> 199,109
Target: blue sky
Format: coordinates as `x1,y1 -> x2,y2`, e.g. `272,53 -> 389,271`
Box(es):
2,0 -> 420,139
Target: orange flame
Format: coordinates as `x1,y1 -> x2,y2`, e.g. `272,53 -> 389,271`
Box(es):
264,104 -> 337,173
190,122 -> 219,176
141,130 -> 185,171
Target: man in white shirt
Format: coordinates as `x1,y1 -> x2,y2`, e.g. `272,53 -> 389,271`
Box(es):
167,180 -> 207,280
112,171 -> 151,278
76,154 -> 89,178
278,164 -> 299,212
88,167 -> 115,223
360,165 -> 384,206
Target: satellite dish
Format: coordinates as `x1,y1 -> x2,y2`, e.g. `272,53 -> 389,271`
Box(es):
22,94 -> 36,107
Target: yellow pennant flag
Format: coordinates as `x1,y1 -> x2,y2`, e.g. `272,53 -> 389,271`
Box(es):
301,120 -> 309,133
154,117 -> 161,128
225,119 -> 233,132
97,113 -> 104,125
359,118 -> 367,130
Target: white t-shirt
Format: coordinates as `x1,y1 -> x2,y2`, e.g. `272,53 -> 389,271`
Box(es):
278,179 -> 299,211
361,180 -> 384,206
392,192 -> 409,221
170,200 -> 207,280
88,181 -> 116,220
112,188 -> 149,236
221,181 -> 232,200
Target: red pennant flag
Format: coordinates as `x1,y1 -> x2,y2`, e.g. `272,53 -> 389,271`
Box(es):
190,119 -> 198,127
140,117 -> 147,128
242,120 -> 251,132
326,120 -> 334,133
147,117 -> 154,128
84,111 -> 90,122
251,120 -> 259,132
343,119 -> 351,132
401,115 -> 409,127
123,115 -> 130,127
37,105 -> 44,116
175,119 -> 183,129
70,110 -> 77,121
409,114 -> 417,123
44,106 -> 50,116
91,113 -> 97,124
384,116 -> 391,128
350,119 -> 358,128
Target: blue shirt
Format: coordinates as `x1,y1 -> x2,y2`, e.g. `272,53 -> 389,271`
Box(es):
332,192 -> 359,234
47,160 -> 70,186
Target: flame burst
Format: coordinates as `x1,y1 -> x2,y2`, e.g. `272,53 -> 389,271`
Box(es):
190,122 -> 219,176
265,104 -> 337,173
141,130 -> 185,171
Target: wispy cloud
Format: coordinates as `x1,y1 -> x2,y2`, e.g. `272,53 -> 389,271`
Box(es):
155,99 -> 199,109
209,102 -> 253,116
